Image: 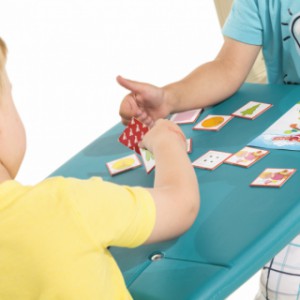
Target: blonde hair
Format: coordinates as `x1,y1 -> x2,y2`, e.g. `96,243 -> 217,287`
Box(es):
0,38 -> 7,90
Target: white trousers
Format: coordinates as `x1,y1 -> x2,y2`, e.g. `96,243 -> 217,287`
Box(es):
254,235 -> 300,300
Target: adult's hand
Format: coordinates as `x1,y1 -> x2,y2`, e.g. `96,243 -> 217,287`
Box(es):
117,75 -> 171,127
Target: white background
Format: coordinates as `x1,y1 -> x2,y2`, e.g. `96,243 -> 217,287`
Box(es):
0,0 -> 259,298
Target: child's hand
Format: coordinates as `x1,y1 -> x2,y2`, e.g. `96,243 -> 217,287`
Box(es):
139,119 -> 186,153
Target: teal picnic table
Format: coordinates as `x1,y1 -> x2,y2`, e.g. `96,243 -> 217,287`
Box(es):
50,83 -> 300,299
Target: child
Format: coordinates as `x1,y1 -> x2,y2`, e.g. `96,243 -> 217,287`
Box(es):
0,37 -> 199,299
117,1 -> 300,299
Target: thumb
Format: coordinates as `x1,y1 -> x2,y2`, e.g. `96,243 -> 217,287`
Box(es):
116,75 -> 145,94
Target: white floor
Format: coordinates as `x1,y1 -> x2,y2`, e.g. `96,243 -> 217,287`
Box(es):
228,272 -> 260,299
1,1 -> 261,298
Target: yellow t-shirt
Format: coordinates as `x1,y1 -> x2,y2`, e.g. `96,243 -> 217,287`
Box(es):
0,176 -> 155,299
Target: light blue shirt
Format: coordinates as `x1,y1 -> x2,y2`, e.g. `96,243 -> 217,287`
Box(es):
223,0 -> 300,84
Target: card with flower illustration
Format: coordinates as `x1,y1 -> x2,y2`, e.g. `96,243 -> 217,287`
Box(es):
250,168 -> 296,187
225,146 -> 269,168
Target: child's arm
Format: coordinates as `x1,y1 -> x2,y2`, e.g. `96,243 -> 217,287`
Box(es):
140,119 -> 200,244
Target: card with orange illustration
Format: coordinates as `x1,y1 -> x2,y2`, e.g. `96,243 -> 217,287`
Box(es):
193,115 -> 233,131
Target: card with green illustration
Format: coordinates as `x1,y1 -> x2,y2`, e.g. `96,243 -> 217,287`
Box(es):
140,148 -> 156,174
232,101 -> 272,120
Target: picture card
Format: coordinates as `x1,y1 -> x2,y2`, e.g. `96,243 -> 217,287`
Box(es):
186,138 -> 192,153
192,150 -> 232,170
169,109 -> 202,124
193,115 -> 233,131
106,154 -> 142,176
140,148 -> 156,174
119,118 -> 149,155
250,168 -> 296,188
225,146 -> 269,168
232,101 -> 272,120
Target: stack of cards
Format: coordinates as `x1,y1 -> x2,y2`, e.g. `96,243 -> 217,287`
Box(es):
106,101 -> 299,188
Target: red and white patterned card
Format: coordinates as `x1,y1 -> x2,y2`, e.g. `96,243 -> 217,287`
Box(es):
119,118 -> 149,155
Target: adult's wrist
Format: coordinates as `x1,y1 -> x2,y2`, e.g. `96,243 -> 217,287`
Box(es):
162,83 -> 180,115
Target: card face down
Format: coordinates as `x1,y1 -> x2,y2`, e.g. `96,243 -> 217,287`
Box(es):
170,109 -> 202,124
119,118 -> 149,154
250,168 -> 296,187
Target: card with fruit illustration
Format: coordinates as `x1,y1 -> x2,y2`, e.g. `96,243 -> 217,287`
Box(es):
193,115 -> 233,131
106,154 -> 142,176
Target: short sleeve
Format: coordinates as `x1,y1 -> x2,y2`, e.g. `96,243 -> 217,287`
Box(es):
222,0 -> 263,46
62,177 -> 156,249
